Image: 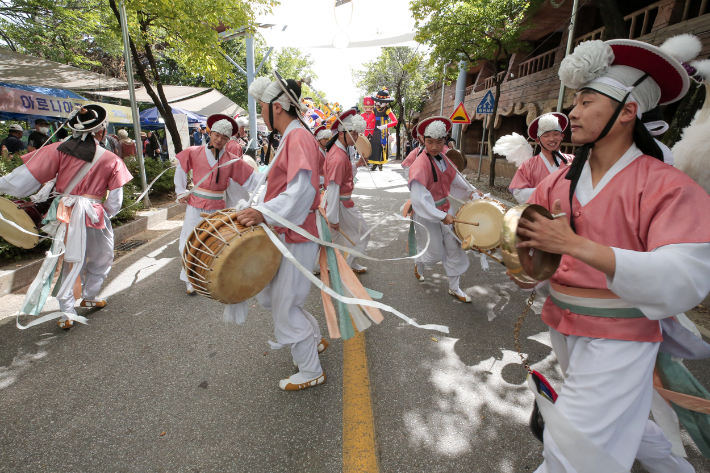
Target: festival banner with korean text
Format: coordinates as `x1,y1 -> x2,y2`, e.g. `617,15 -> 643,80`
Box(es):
0,86 -> 133,124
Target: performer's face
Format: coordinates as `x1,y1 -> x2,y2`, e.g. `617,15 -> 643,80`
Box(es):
537,131 -> 563,151
210,131 -> 229,150
346,131 -> 358,146
424,137 -> 445,156
569,90 -> 636,144
238,126 -> 246,137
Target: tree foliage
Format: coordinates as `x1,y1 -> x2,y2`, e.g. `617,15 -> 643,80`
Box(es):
353,46 -> 430,160
411,0 -> 540,185
0,0 -> 125,78
104,0 -> 271,153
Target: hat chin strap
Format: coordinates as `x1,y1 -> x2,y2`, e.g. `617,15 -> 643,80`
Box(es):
566,73 -> 649,232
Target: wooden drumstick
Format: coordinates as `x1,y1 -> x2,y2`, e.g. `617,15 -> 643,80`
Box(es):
338,229 -> 357,246
453,219 -> 479,226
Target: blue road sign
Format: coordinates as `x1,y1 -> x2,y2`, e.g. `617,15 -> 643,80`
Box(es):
476,90 -> 495,114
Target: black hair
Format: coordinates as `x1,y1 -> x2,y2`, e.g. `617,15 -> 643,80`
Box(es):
324,131 -> 341,152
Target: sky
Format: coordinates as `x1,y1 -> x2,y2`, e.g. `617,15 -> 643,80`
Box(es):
256,0 -> 420,107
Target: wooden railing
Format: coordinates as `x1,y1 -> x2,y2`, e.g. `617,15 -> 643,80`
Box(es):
516,46 -> 564,79
682,0 -> 710,21
575,1 -> 663,46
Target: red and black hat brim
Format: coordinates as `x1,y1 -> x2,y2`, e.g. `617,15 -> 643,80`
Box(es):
207,114 -> 239,137
606,39 -> 689,105
68,104 -> 107,132
527,113 -> 569,141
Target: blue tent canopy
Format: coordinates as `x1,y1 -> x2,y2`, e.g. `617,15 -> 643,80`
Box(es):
139,106 -> 206,130
0,81 -> 86,99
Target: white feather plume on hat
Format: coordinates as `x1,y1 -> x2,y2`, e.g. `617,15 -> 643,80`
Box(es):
351,115 -> 366,134
660,34 -> 703,63
236,117 -> 249,128
423,120 -> 447,139
537,114 -> 562,136
211,119 -> 233,137
691,60 -> 710,81
248,77 -> 272,102
493,133 -> 534,168
315,128 -> 332,140
559,40 -> 615,90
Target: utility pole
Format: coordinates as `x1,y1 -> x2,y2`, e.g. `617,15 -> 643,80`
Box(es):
556,0 -> 580,114
119,0 -> 150,207
452,60 -> 467,147
245,33 -> 258,158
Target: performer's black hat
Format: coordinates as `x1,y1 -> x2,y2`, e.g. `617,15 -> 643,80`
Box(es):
67,104 -> 108,134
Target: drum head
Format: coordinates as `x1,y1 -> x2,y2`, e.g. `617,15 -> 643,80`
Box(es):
356,135 -> 372,159
500,204 -> 561,283
0,196 -> 39,249
454,200 -> 505,250
446,149 -> 467,173
208,226 -> 282,304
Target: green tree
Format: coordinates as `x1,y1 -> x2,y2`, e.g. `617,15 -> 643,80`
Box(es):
411,0 -> 539,185
106,0 -> 270,153
353,47 -> 430,160
0,0 -> 125,78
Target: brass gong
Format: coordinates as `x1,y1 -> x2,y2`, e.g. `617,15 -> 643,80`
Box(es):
500,204 -> 561,284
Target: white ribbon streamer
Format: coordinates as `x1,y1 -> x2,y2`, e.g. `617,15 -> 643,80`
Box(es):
258,221 -> 449,334
255,205 -> 432,263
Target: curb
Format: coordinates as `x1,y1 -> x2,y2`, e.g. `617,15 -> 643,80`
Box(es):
0,202 -> 186,298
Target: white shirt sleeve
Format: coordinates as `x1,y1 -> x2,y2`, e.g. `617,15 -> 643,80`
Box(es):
103,188 -> 123,218
410,180 -> 447,222
512,188 -> 535,204
174,165 -> 188,196
607,242 -> 710,320
256,169 -> 315,227
0,165 -> 42,198
325,181 -> 340,224
352,160 -> 359,178
450,174 -> 473,201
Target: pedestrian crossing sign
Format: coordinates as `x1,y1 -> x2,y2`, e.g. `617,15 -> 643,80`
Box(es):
476,90 -> 495,114
449,102 -> 471,124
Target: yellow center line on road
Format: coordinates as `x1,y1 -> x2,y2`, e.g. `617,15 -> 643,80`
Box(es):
342,329 -> 379,473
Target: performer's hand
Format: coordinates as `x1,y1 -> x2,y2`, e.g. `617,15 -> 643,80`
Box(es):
357,157 -> 367,167
442,214 -> 454,225
330,222 -> 340,232
515,200 -> 578,255
178,196 -> 188,204
506,270 -> 538,289
236,208 -> 265,227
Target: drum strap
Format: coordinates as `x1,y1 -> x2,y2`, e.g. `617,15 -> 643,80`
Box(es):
63,146 -> 107,196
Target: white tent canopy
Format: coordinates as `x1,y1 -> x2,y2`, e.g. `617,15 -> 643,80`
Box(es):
0,48 -> 128,90
90,85 -> 209,102
170,89 -> 246,117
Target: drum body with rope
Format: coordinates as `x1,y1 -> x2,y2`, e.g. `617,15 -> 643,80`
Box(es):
0,196 -> 52,249
500,203 -> 561,283
182,210 -> 282,304
356,134 -> 372,159
455,198 -> 507,251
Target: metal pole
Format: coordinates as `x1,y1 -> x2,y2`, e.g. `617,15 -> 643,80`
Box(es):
119,0 -> 150,207
556,0 -> 580,113
439,65 -> 446,116
246,33 -> 258,158
452,60 -> 467,147
477,116 -> 487,182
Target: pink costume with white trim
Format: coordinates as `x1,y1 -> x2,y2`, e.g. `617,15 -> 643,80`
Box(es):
1,141 -> 132,320
530,147 -> 710,473
324,141 -> 370,269
408,152 -> 471,292
175,145 -> 257,291
509,153 -> 573,203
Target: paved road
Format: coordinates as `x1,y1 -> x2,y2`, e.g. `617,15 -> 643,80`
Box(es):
0,163 -> 708,472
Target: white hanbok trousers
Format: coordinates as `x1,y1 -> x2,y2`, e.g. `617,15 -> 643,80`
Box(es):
257,236 -> 322,379
413,213 -> 469,289
537,328 -> 693,473
58,213 -> 115,314
178,205 -> 220,287
331,202 -> 370,267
